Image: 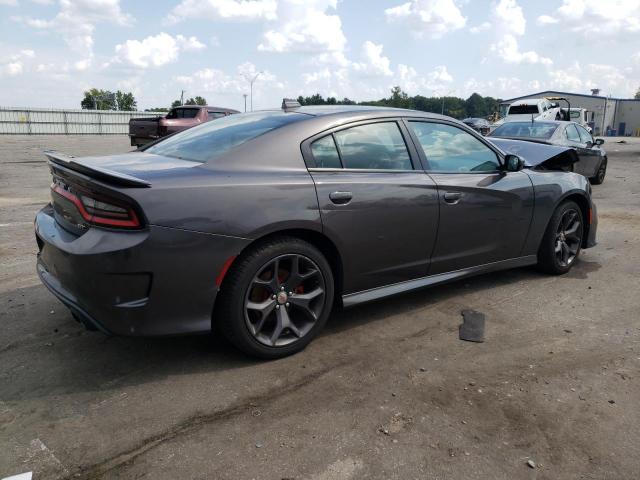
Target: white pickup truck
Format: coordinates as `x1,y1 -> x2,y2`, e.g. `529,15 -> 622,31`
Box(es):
491,98 -> 563,131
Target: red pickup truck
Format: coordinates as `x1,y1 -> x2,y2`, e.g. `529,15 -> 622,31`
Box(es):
129,105 -> 239,147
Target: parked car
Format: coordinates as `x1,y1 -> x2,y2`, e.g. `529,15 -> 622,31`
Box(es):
36,103 -> 597,358
462,117 -> 491,135
563,108 -> 594,133
488,120 -> 607,184
128,105 -> 239,147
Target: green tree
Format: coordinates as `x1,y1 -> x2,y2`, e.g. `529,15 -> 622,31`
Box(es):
81,88 -> 137,110
145,107 -> 169,112
635,87 -> 640,100
81,88 -> 116,110
185,96 -> 207,105
115,90 -> 137,111
171,100 -> 182,108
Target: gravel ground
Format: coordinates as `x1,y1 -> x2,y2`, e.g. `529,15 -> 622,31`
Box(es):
1,135 -> 639,480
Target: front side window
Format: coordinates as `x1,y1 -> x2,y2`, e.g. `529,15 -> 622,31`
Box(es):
333,122 -> 412,170
565,124 -> 581,142
310,135 -> 342,168
146,111 -> 307,163
409,122 -> 500,173
576,125 -> 593,144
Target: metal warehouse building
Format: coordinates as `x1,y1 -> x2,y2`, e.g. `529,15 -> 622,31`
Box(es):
502,90 -> 640,137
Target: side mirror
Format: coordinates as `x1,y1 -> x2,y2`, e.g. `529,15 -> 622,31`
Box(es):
595,138 -> 605,146
504,154 -> 525,172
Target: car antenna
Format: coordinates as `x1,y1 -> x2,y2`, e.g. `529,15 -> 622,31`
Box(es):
282,98 -> 301,111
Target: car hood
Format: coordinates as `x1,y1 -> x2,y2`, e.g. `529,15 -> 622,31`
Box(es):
488,138 -> 578,169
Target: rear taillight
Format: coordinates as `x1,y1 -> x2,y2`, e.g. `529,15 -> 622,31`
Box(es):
51,182 -> 141,229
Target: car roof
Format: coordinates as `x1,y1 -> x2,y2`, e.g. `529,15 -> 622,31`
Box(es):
259,105 -> 453,121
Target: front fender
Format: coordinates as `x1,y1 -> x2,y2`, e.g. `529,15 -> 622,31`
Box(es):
521,171 -> 594,256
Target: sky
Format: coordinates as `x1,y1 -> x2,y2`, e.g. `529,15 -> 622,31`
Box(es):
0,0 -> 639,111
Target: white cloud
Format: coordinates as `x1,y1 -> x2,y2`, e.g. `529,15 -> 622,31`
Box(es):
352,41 -> 392,77
537,14 -> 558,25
0,0 -> 18,6
166,0 -> 277,23
174,62 -> 283,106
13,0 -> 133,70
491,0 -> 525,35
115,33 -> 205,68
0,62 -> 23,76
469,21 -> 491,33
0,48 -> 36,77
491,34 -> 552,65
258,0 -> 346,53
554,0 -> 640,35
397,64 -> 454,95
385,0 -> 466,38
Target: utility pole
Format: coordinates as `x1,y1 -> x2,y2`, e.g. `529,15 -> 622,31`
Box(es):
180,90 -> 185,106
247,71 -> 263,112
243,94 -> 248,113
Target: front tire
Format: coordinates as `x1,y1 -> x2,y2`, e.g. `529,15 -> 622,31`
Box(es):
537,201 -> 584,275
590,158 -> 607,185
216,237 -> 334,359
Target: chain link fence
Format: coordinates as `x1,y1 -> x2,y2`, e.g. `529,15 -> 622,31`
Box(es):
0,107 -> 159,135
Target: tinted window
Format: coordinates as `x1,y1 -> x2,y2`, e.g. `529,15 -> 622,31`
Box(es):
208,111 -> 226,119
410,122 -> 500,173
146,111 -> 307,163
166,108 -> 199,119
566,124 -> 581,142
310,135 -> 342,168
576,125 -> 593,144
491,122 -> 558,139
508,104 -> 539,115
333,122 -> 412,170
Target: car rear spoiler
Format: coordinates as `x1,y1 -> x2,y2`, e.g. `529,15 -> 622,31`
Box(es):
44,151 -> 151,188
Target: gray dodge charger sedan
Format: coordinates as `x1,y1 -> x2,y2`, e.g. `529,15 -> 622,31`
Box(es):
35,102 -> 597,358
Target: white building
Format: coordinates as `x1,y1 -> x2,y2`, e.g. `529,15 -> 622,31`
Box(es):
501,90 -> 640,137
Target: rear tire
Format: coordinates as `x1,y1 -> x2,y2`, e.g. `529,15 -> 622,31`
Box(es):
537,201 -> 584,275
216,236 -> 334,359
590,158 -> 607,185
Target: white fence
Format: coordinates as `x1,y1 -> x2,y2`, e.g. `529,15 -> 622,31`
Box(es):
0,107 -> 160,135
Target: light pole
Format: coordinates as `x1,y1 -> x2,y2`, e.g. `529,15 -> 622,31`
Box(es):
435,90 -> 455,115
243,94 -> 248,113
247,71 -> 263,112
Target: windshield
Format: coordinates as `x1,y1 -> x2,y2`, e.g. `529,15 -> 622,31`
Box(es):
146,111 -> 307,163
508,104 -> 539,115
491,122 -> 559,139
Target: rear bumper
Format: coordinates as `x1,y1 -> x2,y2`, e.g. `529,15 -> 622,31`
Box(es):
35,204 -> 250,336
128,135 -> 157,147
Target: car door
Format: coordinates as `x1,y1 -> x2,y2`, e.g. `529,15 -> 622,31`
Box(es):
405,120 -> 535,275
303,120 -> 439,294
576,124 -> 602,177
563,123 -> 592,177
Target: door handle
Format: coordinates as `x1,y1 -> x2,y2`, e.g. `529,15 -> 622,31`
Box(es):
329,191 -> 353,204
443,192 -> 463,204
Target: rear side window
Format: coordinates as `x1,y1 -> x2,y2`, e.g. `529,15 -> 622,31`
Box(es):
566,124 -> 581,142
146,111 -> 307,163
508,104 -> 539,115
166,108 -> 199,119
310,135 -> 342,168
333,122 -> 412,170
208,111 -> 226,119
409,122 -> 500,173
